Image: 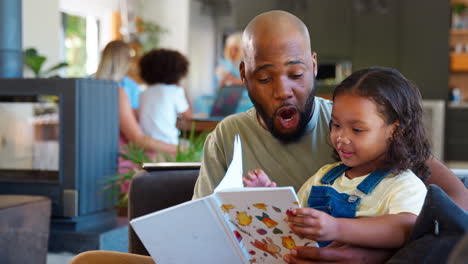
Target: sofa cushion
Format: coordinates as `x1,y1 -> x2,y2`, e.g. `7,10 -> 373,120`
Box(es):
387,184 -> 468,264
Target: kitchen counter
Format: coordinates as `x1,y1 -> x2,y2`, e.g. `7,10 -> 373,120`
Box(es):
448,102 -> 468,108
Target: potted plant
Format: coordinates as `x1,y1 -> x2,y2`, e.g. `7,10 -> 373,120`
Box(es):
23,48 -> 68,78
137,20 -> 168,54
105,123 -> 209,210
452,3 -> 467,29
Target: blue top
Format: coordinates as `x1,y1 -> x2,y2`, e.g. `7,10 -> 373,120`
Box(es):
218,57 -> 241,79
216,58 -> 252,112
119,76 -> 141,109
194,57 -> 253,115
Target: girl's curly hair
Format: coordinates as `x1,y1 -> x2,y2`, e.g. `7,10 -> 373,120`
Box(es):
332,67 -> 432,181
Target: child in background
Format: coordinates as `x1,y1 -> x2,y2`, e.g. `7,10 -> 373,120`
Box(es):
138,49 -> 191,145
244,67 -> 431,249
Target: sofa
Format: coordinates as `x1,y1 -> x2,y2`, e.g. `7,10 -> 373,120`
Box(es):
128,166 -> 468,262
128,164 -> 200,256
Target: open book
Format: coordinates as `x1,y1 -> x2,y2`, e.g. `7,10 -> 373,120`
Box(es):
130,136 -> 317,264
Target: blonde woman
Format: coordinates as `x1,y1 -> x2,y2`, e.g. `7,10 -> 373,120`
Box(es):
95,40 -> 177,156
215,32 -> 244,88
214,32 -> 253,113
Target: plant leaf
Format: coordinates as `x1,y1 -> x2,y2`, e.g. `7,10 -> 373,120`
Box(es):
43,62 -> 68,76
24,55 -> 46,77
24,48 -> 39,57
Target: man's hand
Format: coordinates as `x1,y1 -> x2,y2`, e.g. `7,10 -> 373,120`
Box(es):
243,168 -> 277,187
283,243 -> 395,264
287,208 -> 339,242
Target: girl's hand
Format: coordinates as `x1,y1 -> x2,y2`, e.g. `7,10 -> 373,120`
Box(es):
243,168 -> 277,187
287,208 -> 339,242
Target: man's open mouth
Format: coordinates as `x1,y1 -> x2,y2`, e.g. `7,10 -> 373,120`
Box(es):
276,106 -> 299,129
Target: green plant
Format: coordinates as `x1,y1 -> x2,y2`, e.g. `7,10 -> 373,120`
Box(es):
171,124 -> 209,162
104,142 -> 153,207
137,20 -> 168,53
453,3 -> 467,15
23,48 -> 68,78
105,123 -> 209,207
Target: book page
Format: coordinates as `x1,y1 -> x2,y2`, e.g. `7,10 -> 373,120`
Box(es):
214,135 -> 243,192
130,197 -> 246,264
213,187 -> 318,264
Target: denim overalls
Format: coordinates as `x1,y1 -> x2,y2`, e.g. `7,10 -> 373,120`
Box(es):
307,163 -> 392,246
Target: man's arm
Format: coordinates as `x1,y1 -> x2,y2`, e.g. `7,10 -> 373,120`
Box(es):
425,157 -> 468,209
284,244 -> 396,264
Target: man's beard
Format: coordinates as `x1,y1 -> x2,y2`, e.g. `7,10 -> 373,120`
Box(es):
249,86 -> 316,144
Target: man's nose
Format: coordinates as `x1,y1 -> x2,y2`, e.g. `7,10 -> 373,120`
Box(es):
273,77 -> 293,100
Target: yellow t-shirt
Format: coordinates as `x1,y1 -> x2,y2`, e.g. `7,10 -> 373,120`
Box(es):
297,163 -> 427,217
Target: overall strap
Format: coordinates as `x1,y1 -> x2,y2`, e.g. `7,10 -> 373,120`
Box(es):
321,164 -> 350,185
357,169 -> 393,194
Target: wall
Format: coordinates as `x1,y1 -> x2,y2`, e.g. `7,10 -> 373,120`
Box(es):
187,0 -> 217,99
23,0 -> 61,76
399,0 -> 450,99
140,0 -> 190,54
227,0 -> 449,100
233,0 -> 276,29
307,0 -> 449,99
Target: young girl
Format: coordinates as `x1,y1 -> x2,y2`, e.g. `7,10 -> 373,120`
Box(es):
244,67 -> 431,248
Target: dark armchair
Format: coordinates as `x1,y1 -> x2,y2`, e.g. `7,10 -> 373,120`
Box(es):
127,164 -> 200,255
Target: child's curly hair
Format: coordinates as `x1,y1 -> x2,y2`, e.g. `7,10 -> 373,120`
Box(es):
332,67 -> 432,181
139,48 -> 189,85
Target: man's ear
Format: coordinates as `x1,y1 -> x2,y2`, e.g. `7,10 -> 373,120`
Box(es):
311,51 -> 318,77
240,61 -> 246,84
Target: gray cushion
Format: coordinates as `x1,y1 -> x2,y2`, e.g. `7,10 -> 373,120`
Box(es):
387,185 -> 468,264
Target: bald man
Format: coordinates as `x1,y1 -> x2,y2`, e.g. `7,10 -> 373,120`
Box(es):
70,10 -> 467,264
193,10 -> 335,199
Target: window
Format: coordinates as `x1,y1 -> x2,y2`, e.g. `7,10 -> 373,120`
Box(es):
62,12 -> 100,77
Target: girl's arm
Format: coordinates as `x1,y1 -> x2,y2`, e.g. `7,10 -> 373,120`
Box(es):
288,208 -> 416,248
425,157 -> 468,210
333,212 -> 416,248
119,87 -> 178,155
